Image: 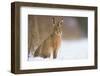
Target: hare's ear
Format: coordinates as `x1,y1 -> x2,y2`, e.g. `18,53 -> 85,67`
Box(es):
52,17 -> 56,26
59,18 -> 63,26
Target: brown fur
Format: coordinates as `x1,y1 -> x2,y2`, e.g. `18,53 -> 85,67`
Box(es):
33,17 -> 63,59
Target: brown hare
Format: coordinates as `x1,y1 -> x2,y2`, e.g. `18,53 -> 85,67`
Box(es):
33,17 -> 63,59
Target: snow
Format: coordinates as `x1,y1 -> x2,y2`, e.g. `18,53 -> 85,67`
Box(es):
28,39 -> 88,61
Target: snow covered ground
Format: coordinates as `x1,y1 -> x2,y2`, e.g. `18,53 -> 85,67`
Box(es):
28,38 -> 88,61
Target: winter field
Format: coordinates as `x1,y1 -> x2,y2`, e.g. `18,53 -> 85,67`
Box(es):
28,38 -> 88,61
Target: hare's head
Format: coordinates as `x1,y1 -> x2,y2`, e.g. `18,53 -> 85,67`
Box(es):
52,17 -> 63,35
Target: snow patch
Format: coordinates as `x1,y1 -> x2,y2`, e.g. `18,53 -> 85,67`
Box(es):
28,39 -> 88,61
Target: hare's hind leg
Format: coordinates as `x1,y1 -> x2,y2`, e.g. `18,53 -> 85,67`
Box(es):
34,49 -> 40,57
41,49 -> 51,58
42,53 -> 50,58
34,45 -> 41,57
